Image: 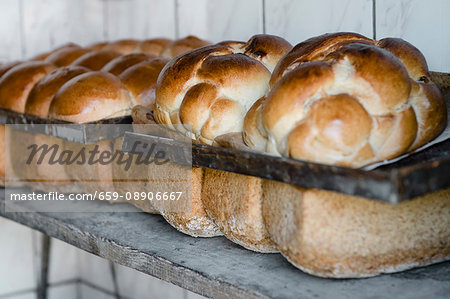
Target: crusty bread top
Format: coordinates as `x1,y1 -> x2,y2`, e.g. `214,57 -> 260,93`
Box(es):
101,39 -> 141,54
101,53 -> 156,76
238,34 -> 293,72
135,38 -> 172,56
70,50 -> 122,71
119,57 -> 170,107
244,32 -> 447,167
30,43 -> 80,61
45,47 -> 92,67
49,71 -> 132,123
270,32 -> 373,87
0,61 -> 22,78
154,35 -> 292,144
0,61 -> 57,113
88,41 -> 108,51
25,66 -> 89,117
161,36 -> 211,58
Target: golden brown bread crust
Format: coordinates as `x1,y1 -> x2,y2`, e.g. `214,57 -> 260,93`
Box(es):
48,71 -> 132,123
154,35 -> 292,144
25,66 -> 89,117
101,39 -> 140,54
376,38 -> 429,81
262,181 -> 450,278
30,43 -> 80,61
88,41 -> 108,51
0,61 -> 57,113
161,35 -> 211,58
101,53 -> 156,76
202,169 -> 277,252
239,34 -> 293,72
0,61 -> 22,78
270,32 -> 373,87
244,33 -> 447,167
45,47 -> 92,67
71,50 -> 122,71
119,57 -> 170,107
157,167 -> 222,237
135,38 -> 172,56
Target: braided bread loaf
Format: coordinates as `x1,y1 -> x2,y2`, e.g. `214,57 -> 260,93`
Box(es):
244,32 -> 446,167
152,34 -> 292,245
154,34 -> 292,144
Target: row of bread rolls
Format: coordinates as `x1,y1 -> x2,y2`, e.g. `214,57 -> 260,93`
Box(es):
0,36 -> 210,186
139,32 -> 448,277
1,32 -> 448,278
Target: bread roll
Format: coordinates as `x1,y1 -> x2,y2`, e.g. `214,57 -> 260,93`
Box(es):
102,39 -> 140,54
49,71 -> 132,122
135,38 -> 172,56
0,61 -> 57,186
0,61 -> 57,112
119,57 -> 169,107
154,34 -> 292,145
152,35 -> 291,241
45,47 -> 92,67
25,66 -> 89,117
161,35 -> 210,58
0,61 -> 21,78
23,66 -> 90,193
30,43 -> 80,61
88,41 -> 108,51
45,71 -> 132,195
101,53 -> 156,76
71,50 -> 122,71
244,32 -> 447,167
262,181 -> 450,278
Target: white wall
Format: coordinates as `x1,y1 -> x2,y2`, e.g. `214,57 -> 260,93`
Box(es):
0,218 -> 205,299
0,0 -> 448,71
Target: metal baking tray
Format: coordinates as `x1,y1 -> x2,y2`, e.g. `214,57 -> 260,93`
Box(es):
0,108 -> 132,143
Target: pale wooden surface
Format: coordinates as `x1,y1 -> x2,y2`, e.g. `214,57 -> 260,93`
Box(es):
1,196 -> 449,299
264,0 -> 373,44
1,0 -> 449,72
176,0 -> 263,42
376,0 -> 450,72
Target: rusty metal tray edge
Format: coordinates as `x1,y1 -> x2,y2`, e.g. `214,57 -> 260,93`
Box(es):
121,131 -> 449,205
0,108 -> 132,143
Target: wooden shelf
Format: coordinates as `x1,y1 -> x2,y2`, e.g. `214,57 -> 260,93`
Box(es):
1,194 -> 449,299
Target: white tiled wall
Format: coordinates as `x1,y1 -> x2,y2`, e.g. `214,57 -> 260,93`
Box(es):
0,218 -> 205,298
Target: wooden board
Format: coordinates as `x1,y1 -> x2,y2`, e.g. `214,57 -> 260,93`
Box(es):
1,195 -> 449,299
121,131 -> 450,204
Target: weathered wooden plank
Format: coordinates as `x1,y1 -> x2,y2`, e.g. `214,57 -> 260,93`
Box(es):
0,0 -> 23,62
104,0 -> 176,40
121,131 -> 450,203
376,0 -> 450,72
176,0 -> 263,42
22,0 -> 105,58
264,0 -> 373,45
1,197 -> 449,299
